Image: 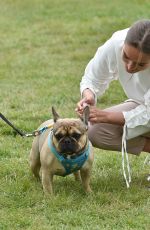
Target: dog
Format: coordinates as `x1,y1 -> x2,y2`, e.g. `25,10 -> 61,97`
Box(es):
29,106 -> 94,195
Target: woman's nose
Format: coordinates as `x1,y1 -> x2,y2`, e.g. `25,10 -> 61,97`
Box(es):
126,61 -> 136,71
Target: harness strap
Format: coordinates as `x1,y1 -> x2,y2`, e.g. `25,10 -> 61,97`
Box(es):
48,132 -> 90,176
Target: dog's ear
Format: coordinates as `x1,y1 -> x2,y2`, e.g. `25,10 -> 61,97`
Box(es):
52,106 -> 60,122
82,105 -> 90,128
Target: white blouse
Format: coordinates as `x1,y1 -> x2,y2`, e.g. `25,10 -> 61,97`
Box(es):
80,28 -> 150,139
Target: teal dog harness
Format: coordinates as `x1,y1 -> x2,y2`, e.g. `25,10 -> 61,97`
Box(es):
48,132 -> 90,176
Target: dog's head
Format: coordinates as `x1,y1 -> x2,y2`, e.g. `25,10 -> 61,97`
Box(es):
51,106 -> 90,156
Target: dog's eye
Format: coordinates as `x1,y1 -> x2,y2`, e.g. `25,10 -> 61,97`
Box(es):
71,133 -> 81,140
54,133 -> 63,140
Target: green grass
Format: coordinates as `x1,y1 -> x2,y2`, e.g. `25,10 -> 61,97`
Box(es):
0,0 -> 150,229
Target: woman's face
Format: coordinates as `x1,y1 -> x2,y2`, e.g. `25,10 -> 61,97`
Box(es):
122,44 -> 150,73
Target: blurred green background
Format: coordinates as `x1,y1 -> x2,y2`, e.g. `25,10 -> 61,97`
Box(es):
0,1 -> 150,229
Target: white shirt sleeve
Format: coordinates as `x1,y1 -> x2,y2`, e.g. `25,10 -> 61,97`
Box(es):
80,36 -> 118,99
123,89 -> 150,139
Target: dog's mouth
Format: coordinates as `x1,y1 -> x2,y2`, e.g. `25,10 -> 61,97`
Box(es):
59,138 -> 79,155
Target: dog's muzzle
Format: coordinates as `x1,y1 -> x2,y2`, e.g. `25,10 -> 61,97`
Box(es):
59,137 -> 78,154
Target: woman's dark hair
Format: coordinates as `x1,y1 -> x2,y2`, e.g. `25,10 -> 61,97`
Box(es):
125,19 -> 150,54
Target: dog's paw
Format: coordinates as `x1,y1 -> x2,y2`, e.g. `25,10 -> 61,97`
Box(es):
84,186 -> 93,193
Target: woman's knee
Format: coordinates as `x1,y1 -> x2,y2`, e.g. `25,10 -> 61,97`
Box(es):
143,138 -> 150,153
88,123 -> 122,149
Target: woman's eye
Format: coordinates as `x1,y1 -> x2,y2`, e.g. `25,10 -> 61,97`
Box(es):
138,63 -> 145,67
122,51 -> 129,60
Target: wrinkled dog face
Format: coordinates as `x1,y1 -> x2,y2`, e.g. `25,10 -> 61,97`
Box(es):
51,107 -> 89,155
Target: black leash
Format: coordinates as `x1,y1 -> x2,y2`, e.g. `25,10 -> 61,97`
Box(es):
0,112 -> 27,136
0,112 -> 52,137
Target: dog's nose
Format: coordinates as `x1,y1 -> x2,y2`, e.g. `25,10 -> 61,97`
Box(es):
64,137 -> 71,144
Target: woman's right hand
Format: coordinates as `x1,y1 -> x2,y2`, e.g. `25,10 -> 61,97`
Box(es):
75,89 -> 95,116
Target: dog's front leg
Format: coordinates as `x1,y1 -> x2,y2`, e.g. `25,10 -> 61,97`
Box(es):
73,171 -> 81,181
80,168 -> 92,193
42,168 -> 53,195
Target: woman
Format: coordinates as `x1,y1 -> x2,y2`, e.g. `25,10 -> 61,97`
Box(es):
76,19 -> 150,187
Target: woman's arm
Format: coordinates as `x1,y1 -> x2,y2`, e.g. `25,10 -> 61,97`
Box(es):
88,107 -> 125,125
80,36 -> 117,98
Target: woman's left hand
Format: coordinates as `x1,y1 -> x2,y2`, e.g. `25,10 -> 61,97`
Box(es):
88,107 -> 108,124
88,106 -> 125,125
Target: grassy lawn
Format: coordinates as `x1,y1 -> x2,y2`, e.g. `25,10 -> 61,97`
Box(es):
0,0 -> 150,229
